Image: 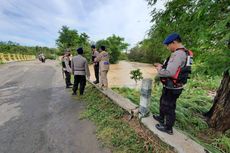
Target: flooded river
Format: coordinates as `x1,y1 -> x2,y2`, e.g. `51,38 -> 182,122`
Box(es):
89,60 -> 157,88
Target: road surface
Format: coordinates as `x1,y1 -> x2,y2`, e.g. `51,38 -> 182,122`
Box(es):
0,60 -> 110,153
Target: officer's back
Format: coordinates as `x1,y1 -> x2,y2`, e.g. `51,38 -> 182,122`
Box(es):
72,54 -> 89,76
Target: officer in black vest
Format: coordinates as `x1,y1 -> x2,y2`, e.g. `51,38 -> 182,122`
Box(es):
62,50 -> 72,88
91,45 -> 100,84
153,33 -> 192,135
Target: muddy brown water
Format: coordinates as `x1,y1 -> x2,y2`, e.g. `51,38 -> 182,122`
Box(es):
89,60 -> 157,88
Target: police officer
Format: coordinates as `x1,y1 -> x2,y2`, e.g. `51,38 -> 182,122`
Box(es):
38,53 -> 45,63
62,50 -> 72,88
91,45 -> 100,84
153,33 -> 193,135
95,46 -> 110,89
71,47 -> 90,95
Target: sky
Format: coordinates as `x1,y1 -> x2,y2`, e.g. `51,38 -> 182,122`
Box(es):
0,0 -> 165,48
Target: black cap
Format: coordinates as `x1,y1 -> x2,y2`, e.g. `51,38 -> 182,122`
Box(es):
100,46 -> 106,51
91,45 -> 96,49
77,47 -> 83,54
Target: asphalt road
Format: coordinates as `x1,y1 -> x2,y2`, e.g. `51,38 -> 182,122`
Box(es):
0,60 -> 110,153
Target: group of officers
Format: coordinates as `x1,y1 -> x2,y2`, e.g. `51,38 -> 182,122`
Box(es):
62,45 -> 110,96
61,33 -> 193,135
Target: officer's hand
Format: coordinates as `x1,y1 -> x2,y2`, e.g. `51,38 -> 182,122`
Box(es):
154,63 -> 162,67
156,65 -> 162,71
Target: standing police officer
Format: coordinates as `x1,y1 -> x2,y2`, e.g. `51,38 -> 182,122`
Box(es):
91,45 -> 100,84
62,50 -> 72,88
95,46 -> 110,89
71,47 -> 90,95
153,33 -> 193,135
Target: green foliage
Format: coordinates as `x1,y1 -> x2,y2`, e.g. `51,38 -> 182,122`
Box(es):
0,41 -> 57,58
130,69 -> 143,84
119,52 -> 128,60
96,34 -> 129,64
56,26 -> 80,51
112,75 -> 230,152
112,87 -> 140,105
129,0 -> 230,75
56,26 -> 91,61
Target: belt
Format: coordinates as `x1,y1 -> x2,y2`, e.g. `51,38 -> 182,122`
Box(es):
74,70 -> 85,71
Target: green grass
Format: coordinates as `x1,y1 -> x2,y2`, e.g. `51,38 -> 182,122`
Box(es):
78,84 -> 174,153
112,75 -> 230,153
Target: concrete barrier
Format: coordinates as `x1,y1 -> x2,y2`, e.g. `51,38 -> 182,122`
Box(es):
139,79 -> 152,118
4,54 -> 10,61
10,54 -> 15,61
0,53 -> 35,63
19,54 -> 23,60
87,79 -> 208,153
15,54 -> 20,61
0,53 -> 6,63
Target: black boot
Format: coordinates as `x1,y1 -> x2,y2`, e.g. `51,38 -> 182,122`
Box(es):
153,114 -> 164,124
155,124 -> 173,135
93,80 -> 99,84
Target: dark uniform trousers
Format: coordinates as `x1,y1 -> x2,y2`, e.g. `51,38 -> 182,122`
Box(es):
73,75 -> 86,95
94,64 -> 99,83
64,71 -> 71,87
159,87 -> 183,129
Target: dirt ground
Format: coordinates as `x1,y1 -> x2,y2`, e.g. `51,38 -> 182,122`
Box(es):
89,60 -> 157,88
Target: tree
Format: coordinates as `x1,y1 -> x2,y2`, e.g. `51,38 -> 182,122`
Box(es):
130,69 -> 143,84
204,69 -> 230,133
137,0 -> 230,75
56,26 -> 80,54
56,26 -> 91,61
96,34 -> 129,64
0,41 -> 57,59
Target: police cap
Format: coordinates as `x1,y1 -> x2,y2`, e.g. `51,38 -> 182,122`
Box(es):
163,33 -> 181,45
77,47 -> 83,54
91,45 -> 96,49
100,46 -> 106,51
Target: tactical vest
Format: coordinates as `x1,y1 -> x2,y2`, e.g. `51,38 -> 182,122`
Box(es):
160,48 -> 193,88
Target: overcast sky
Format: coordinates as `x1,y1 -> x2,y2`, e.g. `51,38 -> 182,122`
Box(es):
0,0 -> 165,48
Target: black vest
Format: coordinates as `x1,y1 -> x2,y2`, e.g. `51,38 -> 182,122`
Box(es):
160,48 -> 193,87
62,57 -> 71,68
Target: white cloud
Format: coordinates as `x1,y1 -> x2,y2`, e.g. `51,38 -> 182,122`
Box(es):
0,0 -> 165,48
82,0 -> 152,47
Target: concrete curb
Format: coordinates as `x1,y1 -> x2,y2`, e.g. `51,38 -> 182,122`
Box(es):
87,80 -> 209,153
87,80 -> 139,115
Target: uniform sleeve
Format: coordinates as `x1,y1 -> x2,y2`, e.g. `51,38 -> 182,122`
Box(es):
71,58 -> 74,73
95,51 -> 100,57
158,51 -> 186,77
85,60 -> 90,77
95,53 -> 102,62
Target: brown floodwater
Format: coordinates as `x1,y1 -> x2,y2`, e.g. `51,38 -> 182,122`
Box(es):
89,60 -> 157,88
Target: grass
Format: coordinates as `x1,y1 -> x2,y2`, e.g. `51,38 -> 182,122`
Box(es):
77,84 -> 175,153
112,75 -> 230,153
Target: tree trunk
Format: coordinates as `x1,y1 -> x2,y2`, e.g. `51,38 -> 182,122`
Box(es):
204,70 -> 230,133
